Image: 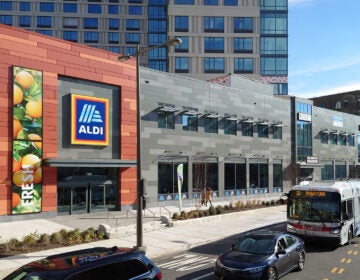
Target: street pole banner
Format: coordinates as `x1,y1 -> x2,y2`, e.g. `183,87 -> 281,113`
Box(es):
12,66 -> 43,214
177,164 -> 183,212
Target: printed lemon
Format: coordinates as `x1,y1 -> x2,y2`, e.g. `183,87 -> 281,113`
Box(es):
15,70 -> 34,90
28,134 -> 42,149
12,193 -> 21,207
13,157 -> 22,173
21,154 -> 41,170
26,100 -> 42,118
13,118 -> 22,138
34,167 -> 42,184
13,84 -> 24,105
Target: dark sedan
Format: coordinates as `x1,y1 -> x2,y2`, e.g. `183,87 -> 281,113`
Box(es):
214,230 -> 305,280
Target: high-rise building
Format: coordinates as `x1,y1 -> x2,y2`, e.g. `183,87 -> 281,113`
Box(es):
0,0 -> 288,94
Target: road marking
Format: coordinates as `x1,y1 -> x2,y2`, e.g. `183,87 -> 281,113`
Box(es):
347,250 -> 358,255
331,267 -> 338,273
340,258 -> 345,263
340,258 -> 352,264
347,250 -> 353,255
337,268 -> 344,274
346,259 -> 352,264
157,253 -> 216,272
191,272 -> 214,280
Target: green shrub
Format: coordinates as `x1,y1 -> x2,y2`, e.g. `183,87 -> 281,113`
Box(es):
172,212 -> 179,220
209,205 -> 215,215
66,229 -> 82,244
38,234 -> 51,246
224,205 -> 230,211
22,232 -> 39,247
50,231 -> 63,244
180,210 -> 188,220
96,229 -> 106,239
215,205 -> 224,215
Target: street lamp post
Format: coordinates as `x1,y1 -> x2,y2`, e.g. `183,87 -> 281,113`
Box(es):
119,38 -> 182,249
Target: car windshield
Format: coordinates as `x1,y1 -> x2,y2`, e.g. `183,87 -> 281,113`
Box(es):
235,236 -> 275,255
3,267 -> 44,280
288,198 -> 340,222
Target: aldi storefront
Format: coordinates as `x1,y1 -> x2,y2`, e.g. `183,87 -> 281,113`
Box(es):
0,24 -> 137,221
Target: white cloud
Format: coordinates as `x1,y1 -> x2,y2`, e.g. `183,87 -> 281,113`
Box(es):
292,82 -> 360,99
290,55 -> 360,77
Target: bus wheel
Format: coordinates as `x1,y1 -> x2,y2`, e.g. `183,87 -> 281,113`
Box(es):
348,228 -> 353,245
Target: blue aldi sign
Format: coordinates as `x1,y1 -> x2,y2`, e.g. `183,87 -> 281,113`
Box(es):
71,94 -> 109,146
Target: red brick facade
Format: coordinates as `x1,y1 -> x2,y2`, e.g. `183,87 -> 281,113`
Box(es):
0,24 -> 137,216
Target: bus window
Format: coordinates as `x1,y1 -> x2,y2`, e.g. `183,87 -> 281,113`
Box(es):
341,200 -> 354,220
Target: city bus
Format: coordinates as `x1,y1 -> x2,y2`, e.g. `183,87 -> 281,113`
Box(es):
286,180 -> 360,245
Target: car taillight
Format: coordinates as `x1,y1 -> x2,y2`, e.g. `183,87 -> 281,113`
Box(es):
156,271 -> 163,280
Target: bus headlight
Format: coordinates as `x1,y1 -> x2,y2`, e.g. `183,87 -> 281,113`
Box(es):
331,229 -> 340,234
287,224 -> 294,231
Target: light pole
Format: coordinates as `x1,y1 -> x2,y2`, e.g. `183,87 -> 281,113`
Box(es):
119,38 -> 182,249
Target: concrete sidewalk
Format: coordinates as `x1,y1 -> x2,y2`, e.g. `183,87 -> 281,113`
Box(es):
0,204 -> 286,279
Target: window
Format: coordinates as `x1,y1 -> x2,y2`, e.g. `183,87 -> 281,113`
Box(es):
0,1 -> 12,11
129,0 -> 142,3
20,2 -> 30,12
224,119 -> 237,135
148,34 -> 166,45
175,16 -> 188,32
125,47 -> 136,55
182,114 -> 197,131
109,18 -> 119,30
84,31 -> 99,43
273,163 -> 283,189
204,0 -> 218,5
158,162 -> 188,198
36,29 -> 52,36
273,126 -> 282,140
334,101 -> 341,109
234,58 -> 253,74
250,162 -> 269,189
234,38 -> 253,53
158,111 -> 175,129
321,163 -> 334,180
204,117 -> 218,133
84,18 -> 98,29
261,0 -> 287,11
193,162 -> 218,192
234,17 -> 253,33
88,4 -> 101,13
109,46 -> 120,53
63,18 -> 78,28
348,134 -> 355,147
241,122 -> 253,137
260,57 -> 287,76
19,16 -> 31,27
336,164 -> 346,180
258,124 -> 268,138
261,13 -> 287,35
174,0 -> 194,4
204,58 -> 224,73
40,2 -> 54,12
108,32 -> 119,44
63,3 -> 77,13
225,163 -> 246,190
126,19 -> 140,30
108,5 -> 119,14
37,16 -> 51,28
273,83 -> 288,95
204,17 -> 224,32
204,37 -> 224,53
175,36 -> 189,52
128,6 -> 142,15
224,0 -> 238,5
175,57 -> 189,73
148,20 -> 166,32
296,102 -> 312,162
0,15 -> 12,25
330,133 -> 337,145
63,31 -> 77,42
148,6 -> 166,19
320,133 -> 328,144
260,37 -> 287,55
339,134 -> 346,146
126,33 -> 140,44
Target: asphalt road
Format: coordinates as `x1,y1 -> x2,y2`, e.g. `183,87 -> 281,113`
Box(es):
154,223 -> 360,280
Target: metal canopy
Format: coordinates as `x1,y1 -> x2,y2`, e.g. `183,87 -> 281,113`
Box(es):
44,158 -> 136,168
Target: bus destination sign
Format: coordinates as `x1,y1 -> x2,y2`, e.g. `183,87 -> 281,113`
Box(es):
295,190 -> 326,197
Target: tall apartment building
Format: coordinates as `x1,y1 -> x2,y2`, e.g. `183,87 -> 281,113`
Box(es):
0,0 -> 288,94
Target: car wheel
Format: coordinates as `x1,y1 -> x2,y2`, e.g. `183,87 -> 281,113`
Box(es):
297,252 -> 305,271
265,267 -> 278,280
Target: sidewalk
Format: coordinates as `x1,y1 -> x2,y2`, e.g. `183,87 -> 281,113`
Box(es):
0,203 -> 286,279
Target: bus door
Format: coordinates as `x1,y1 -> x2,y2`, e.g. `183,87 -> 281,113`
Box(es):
340,199 -> 354,244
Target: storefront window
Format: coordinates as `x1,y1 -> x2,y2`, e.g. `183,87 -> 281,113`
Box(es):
158,162 -> 188,201
321,163 -> 334,180
192,162 -> 218,193
224,163 -> 246,190
273,163 -> 283,190
249,162 -> 268,190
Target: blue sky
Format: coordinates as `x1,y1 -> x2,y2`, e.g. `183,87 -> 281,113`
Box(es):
288,0 -> 360,98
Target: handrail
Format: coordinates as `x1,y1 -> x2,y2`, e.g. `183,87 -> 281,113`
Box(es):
144,208 -> 156,230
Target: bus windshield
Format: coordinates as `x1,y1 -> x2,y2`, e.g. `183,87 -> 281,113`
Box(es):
288,197 -> 340,223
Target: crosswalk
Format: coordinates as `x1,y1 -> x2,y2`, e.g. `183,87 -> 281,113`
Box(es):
157,253 -> 216,272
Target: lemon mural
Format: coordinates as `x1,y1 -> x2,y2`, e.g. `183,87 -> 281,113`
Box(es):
12,66 -> 43,214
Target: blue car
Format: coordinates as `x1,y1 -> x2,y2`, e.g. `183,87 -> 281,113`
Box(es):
4,246 -> 162,280
214,230 -> 305,280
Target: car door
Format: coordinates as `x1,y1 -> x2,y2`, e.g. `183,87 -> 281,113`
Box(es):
284,235 -> 300,269
275,237 -> 291,277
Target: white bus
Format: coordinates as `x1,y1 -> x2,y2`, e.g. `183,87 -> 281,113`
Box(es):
286,180 -> 360,245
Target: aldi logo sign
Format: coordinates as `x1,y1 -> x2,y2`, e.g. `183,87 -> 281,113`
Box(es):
71,94 -> 109,146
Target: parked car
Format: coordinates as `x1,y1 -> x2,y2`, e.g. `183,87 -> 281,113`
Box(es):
3,246 -> 162,280
214,230 -> 305,280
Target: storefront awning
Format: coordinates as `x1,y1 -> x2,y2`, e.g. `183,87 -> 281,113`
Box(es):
44,158 -> 136,168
